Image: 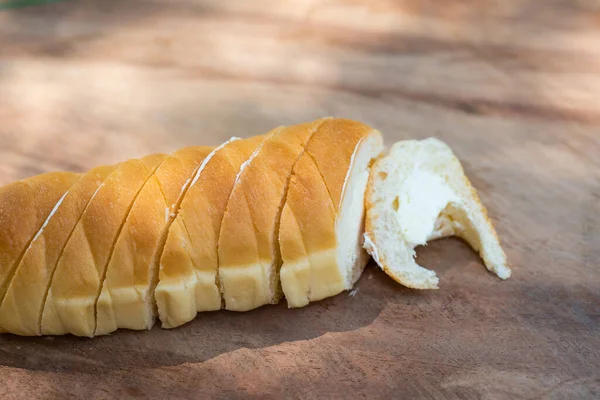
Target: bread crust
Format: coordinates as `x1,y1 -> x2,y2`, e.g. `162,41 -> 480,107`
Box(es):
0,172 -> 80,333
307,119 -> 377,211
280,119 -> 382,307
280,153 -> 339,307
42,154 -> 166,337
157,134 -> 269,329
0,118 -> 448,337
218,119 -> 327,312
0,166 -> 115,336
95,146 -> 213,335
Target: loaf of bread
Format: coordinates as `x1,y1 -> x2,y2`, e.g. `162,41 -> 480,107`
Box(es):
0,118 -> 510,337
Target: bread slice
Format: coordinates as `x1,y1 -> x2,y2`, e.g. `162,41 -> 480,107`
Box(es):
0,172 -> 80,333
280,119 -> 384,308
218,119 -> 327,312
95,146 -> 213,336
156,133 -> 270,329
364,138 -> 511,289
0,165 -> 116,336
41,154 -> 166,337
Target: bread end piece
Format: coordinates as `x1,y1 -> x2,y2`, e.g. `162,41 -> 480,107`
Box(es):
364,138 -> 511,290
280,119 -> 384,308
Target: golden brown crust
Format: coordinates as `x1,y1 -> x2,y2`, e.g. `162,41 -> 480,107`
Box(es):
456,170 -> 511,272
0,166 -> 116,336
278,202 -> 311,306
280,118 -> 380,307
0,118 -> 384,336
95,146 -> 213,335
42,154 -> 166,337
0,172 -> 80,299
282,118 -> 377,259
280,153 -> 338,307
218,119 -> 327,311
0,172 -> 80,333
306,119 -> 375,211
218,127 -> 285,270
157,134 -> 269,328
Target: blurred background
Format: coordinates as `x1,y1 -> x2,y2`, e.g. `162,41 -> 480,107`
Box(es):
0,0 -> 598,186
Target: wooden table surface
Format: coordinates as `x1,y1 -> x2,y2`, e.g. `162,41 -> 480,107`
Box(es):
0,1 -> 599,399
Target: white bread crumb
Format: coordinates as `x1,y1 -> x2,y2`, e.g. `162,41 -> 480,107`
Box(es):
365,138 -> 511,289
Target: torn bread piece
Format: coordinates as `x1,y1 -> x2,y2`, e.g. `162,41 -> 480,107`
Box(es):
0,165 -> 116,336
218,119 -> 327,312
280,118 -> 384,308
364,138 -> 511,289
156,133 -> 270,329
42,154 -> 166,337
95,146 -> 213,336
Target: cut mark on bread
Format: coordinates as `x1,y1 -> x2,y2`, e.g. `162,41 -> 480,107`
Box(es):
217,128 -> 282,310
281,202 -> 311,301
269,120 -> 327,301
125,146 -> 216,331
156,136 -> 255,326
96,145 -> 215,334
173,138 -> 242,298
92,159 -> 166,336
339,136 -> 363,210
0,189 -> 70,313
301,154 -> 333,303
305,150 -> 337,209
139,162 -> 173,328
190,138 -> 240,188
38,173 -> 114,335
31,192 -> 69,244
280,122 -> 383,308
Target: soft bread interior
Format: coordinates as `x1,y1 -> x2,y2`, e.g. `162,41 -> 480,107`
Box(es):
338,133 -> 384,288
280,123 -> 383,308
364,138 -> 511,289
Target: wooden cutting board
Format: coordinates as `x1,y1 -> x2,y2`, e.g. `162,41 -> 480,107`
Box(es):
0,1 -> 598,398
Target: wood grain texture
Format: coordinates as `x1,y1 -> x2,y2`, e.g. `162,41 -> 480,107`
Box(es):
0,0 -> 599,398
